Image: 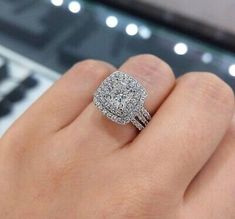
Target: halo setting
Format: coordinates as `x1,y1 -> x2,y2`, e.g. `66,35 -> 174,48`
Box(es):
93,71 -> 151,130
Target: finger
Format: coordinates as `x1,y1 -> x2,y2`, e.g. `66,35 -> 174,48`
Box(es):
183,114 -> 235,218
132,73 -> 234,192
4,60 -> 115,142
63,54 -> 175,153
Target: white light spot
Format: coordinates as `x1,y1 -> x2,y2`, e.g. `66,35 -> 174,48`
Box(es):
51,0 -> 63,6
68,1 -> 81,13
106,16 -> 118,28
139,26 -> 152,39
202,53 -> 213,64
228,64 -> 235,77
126,24 -> 138,36
174,42 -> 188,55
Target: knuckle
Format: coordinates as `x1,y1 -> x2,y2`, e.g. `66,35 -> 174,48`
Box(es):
71,59 -> 115,81
128,54 -> 158,62
129,54 -> 173,75
181,72 -> 234,110
126,54 -> 175,85
72,59 -> 99,70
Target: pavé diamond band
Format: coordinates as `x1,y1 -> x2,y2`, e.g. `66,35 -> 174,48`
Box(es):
93,71 -> 151,131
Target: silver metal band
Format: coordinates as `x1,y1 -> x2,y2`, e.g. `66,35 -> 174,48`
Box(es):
131,107 -> 151,130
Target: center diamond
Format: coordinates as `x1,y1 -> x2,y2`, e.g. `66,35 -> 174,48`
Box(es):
107,84 -> 136,116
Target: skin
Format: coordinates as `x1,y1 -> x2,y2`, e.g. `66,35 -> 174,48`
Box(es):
0,54 -> 234,219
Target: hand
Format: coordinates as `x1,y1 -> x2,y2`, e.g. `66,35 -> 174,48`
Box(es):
0,55 -> 234,219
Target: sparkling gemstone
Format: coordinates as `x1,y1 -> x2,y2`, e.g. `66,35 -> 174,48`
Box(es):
94,71 -> 147,125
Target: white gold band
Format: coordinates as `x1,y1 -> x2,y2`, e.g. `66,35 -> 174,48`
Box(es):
131,107 -> 151,130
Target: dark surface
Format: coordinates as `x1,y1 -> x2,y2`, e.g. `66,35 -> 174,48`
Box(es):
0,0 -> 75,47
22,76 -> 38,89
0,58 -> 7,81
6,87 -> 25,103
0,74 -> 40,117
0,100 -> 12,118
0,0 -> 234,90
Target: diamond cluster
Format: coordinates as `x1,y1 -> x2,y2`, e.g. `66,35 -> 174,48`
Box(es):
93,71 -> 147,125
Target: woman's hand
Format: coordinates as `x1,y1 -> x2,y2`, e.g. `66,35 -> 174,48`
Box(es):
0,55 -> 234,219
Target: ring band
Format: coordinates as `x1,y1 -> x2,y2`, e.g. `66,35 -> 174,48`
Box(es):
131,107 -> 151,130
93,71 -> 151,131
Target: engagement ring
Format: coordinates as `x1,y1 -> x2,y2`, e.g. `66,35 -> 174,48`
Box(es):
93,71 -> 151,130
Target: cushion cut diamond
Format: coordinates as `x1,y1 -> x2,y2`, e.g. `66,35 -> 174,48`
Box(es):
94,71 -> 147,124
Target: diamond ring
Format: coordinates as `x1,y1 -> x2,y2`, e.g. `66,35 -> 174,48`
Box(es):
93,71 -> 151,131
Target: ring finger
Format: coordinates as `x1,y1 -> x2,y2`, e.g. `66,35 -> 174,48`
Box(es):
63,54 -> 175,152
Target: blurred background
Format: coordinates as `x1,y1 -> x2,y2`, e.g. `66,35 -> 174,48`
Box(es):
143,0 -> 235,34
0,0 -> 235,136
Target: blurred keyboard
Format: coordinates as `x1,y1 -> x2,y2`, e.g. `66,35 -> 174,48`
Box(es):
0,0 -> 235,136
